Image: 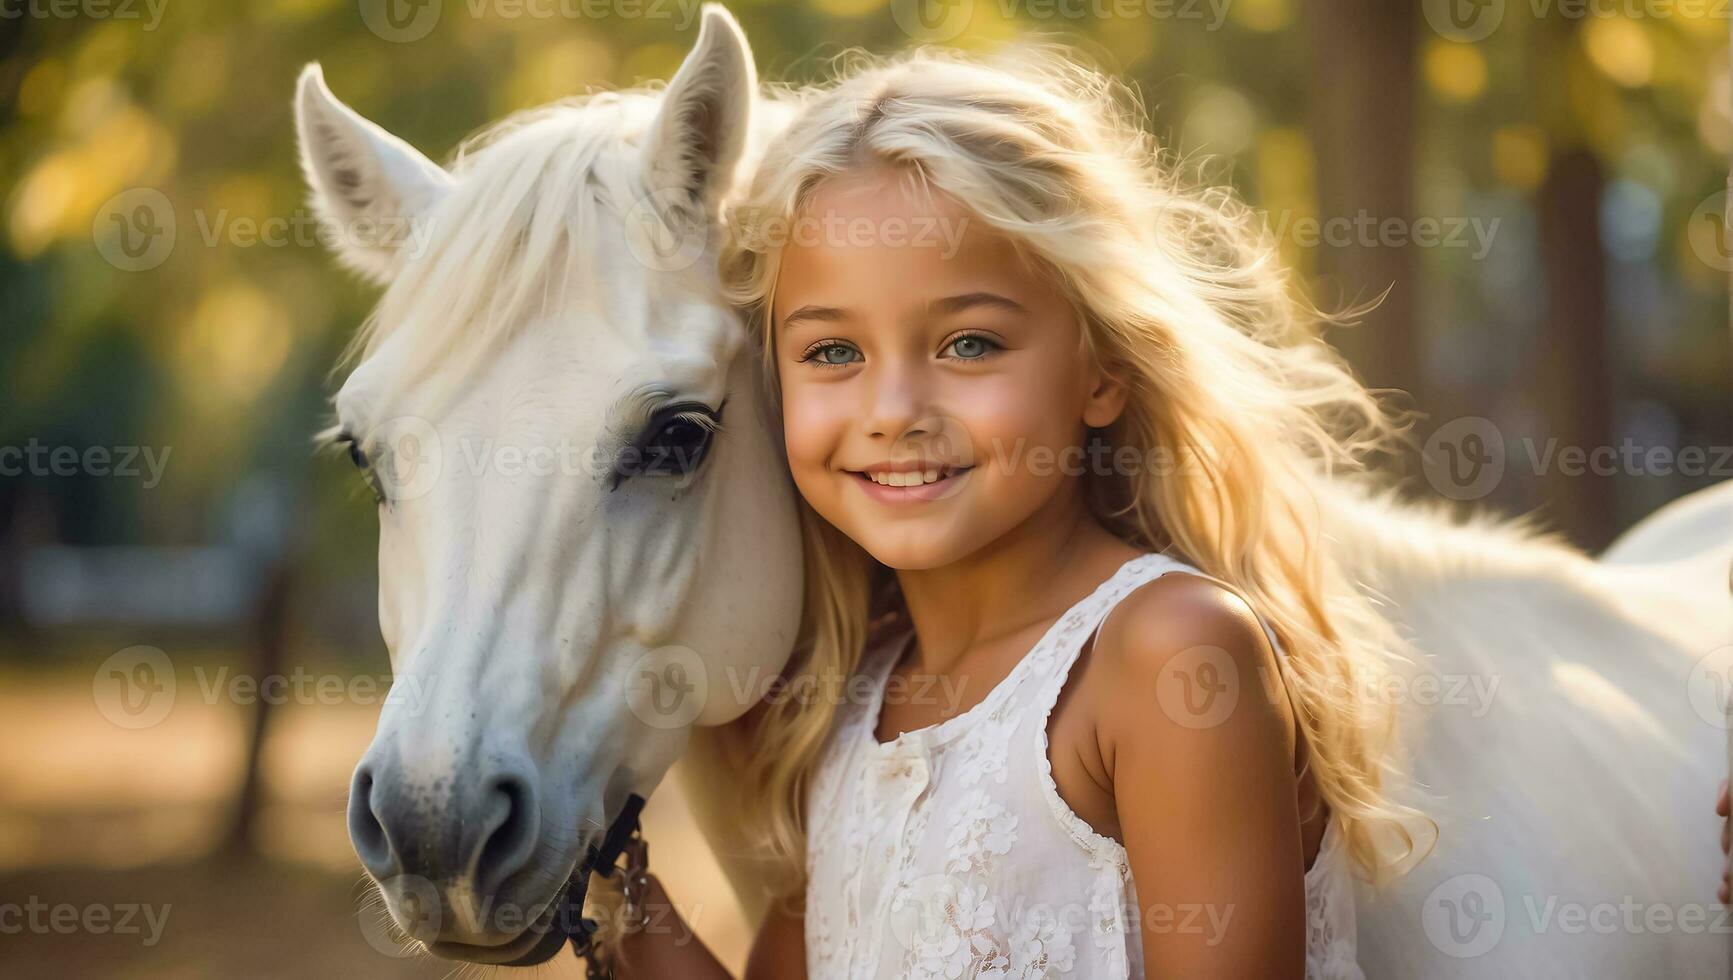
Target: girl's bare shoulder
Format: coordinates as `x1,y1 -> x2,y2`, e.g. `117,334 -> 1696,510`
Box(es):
1085,571 -> 1288,742
1097,572 -> 1271,668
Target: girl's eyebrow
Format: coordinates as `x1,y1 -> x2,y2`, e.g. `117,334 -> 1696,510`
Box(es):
781,304 -> 849,330
780,292 -> 1028,332
927,292 -> 1028,317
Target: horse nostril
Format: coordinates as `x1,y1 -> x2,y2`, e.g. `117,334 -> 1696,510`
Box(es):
347,765 -> 397,877
473,773 -> 539,896
346,759 -> 538,896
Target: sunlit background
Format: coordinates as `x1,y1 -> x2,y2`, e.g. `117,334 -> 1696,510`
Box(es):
1,0 -> 1728,976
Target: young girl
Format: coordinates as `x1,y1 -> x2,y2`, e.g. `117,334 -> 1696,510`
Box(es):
607,42 -> 1428,980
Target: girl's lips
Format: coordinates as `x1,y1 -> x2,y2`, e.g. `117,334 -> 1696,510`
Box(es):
849,467 -> 973,503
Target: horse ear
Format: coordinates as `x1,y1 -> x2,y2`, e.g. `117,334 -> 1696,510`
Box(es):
295,63 -> 453,283
639,4 -> 755,215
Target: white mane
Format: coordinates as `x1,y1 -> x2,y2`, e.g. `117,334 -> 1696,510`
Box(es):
346,89 -> 674,406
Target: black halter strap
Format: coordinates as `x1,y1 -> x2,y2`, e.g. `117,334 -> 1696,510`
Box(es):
563,793 -> 647,968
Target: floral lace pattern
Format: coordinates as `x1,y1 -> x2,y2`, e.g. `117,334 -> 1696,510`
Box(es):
805,552 -> 1365,980
944,790 -> 1019,876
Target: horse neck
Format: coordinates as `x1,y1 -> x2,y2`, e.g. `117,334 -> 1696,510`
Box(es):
1307,473 -> 1600,612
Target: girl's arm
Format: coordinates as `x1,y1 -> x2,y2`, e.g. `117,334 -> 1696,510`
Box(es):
1717,779 -> 1729,903
744,890 -> 808,980
610,877 -> 807,980
1094,574 -> 1308,980
608,873 -> 732,979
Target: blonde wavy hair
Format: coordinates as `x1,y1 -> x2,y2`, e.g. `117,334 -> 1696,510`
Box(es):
719,44 -> 1431,896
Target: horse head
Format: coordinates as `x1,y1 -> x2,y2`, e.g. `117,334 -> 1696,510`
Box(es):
295,6 -> 802,963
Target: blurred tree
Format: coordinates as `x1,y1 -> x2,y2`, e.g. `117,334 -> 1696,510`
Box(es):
0,0 -> 1723,609
1302,0 -> 1424,459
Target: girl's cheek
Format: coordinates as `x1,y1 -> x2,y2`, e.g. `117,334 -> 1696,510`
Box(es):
780,385 -> 844,473
953,381 -> 1070,471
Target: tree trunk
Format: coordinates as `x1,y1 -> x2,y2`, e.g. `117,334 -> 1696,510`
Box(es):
1531,15 -> 1616,549
1303,0 -> 1424,461
1534,147 -> 1615,548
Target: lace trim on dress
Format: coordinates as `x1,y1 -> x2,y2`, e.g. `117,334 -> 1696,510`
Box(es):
1028,554 -> 1177,864
857,554 -> 1158,752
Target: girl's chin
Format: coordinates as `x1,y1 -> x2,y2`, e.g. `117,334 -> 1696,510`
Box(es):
853,526 -> 987,572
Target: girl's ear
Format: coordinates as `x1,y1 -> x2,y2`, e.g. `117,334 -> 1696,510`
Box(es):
1082,365 -> 1129,429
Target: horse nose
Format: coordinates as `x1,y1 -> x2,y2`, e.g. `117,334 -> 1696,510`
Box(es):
347,758 -> 542,896
470,771 -> 540,895
347,763 -> 398,878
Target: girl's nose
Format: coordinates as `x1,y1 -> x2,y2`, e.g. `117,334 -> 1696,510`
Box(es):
864,365 -> 931,441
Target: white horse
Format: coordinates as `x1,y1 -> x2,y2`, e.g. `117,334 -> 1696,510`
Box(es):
296,7 -> 800,965
300,6 -> 1733,975
1322,480 -> 1732,976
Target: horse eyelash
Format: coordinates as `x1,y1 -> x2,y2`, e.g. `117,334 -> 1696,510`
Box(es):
327,430 -> 387,505
329,430 -> 369,469
645,399 -> 725,437
669,409 -> 723,433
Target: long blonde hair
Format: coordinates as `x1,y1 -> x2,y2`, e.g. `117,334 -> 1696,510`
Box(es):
719,44 -> 1430,895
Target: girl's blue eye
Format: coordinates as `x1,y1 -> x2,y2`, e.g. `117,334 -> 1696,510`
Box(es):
801,341 -> 861,366
946,333 -> 1000,360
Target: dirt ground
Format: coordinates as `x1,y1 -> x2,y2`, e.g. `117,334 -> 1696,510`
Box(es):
0,665 -> 753,978
0,859 -> 518,980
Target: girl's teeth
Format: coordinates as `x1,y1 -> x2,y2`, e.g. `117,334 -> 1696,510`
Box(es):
870,468 -> 947,487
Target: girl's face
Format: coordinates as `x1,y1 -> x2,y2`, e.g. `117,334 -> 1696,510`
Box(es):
772,166 -> 1127,570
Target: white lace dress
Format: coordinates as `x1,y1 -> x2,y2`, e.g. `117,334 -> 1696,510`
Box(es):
804,551 -> 1363,980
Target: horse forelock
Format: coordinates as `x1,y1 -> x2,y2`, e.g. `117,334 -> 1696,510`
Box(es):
340,88 -> 681,414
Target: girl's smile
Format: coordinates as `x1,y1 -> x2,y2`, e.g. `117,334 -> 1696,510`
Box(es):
845,461 -> 974,503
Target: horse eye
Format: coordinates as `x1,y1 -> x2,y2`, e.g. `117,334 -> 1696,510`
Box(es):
333,431 -> 367,468
334,432 -> 385,505
616,402 -> 723,486
641,412 -> 717,474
